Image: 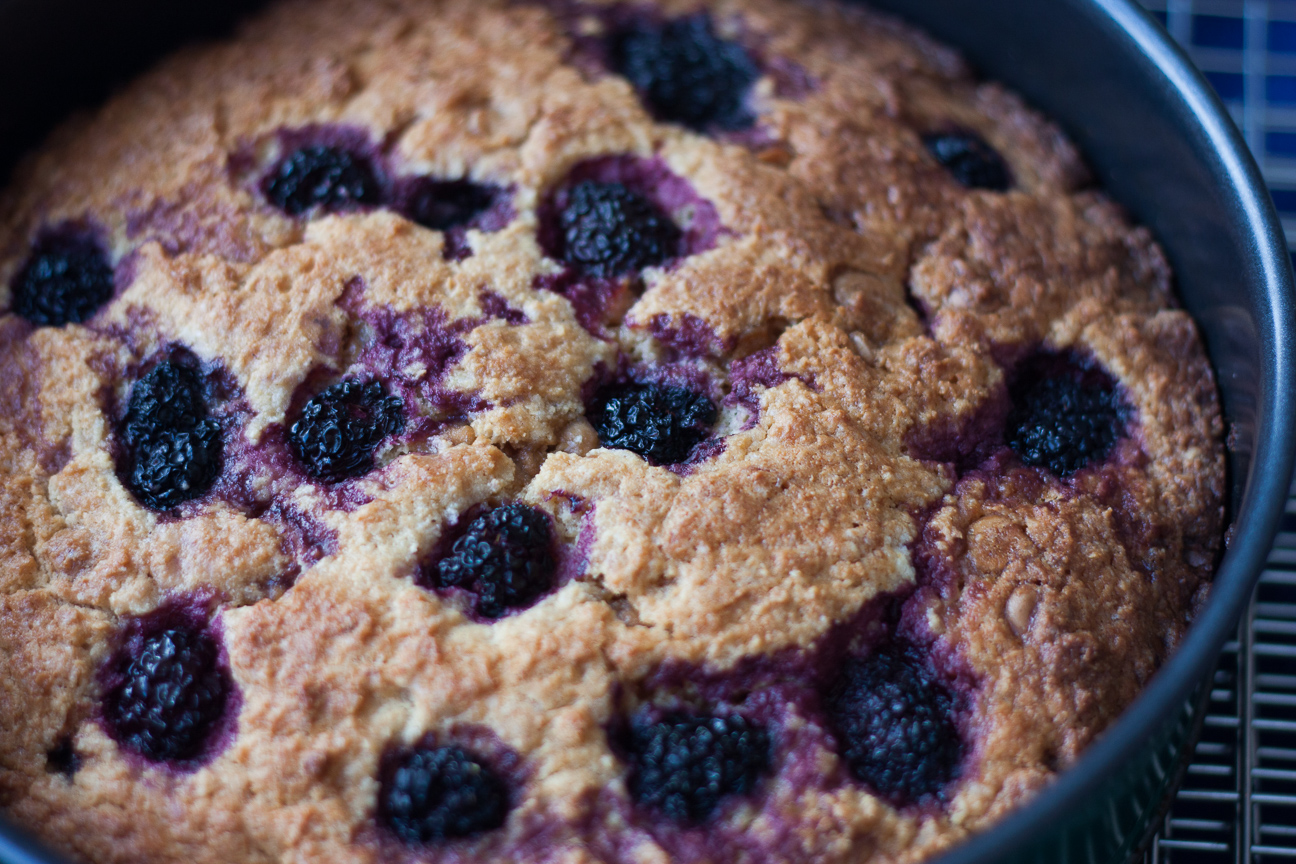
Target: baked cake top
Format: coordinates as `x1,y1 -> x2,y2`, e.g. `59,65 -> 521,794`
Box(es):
0,0 -> 1225,862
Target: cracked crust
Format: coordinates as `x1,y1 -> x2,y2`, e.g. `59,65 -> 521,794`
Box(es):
0,0 -> 1225,862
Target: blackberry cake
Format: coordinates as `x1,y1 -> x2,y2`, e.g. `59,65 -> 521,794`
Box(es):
0,0 -> 1226,862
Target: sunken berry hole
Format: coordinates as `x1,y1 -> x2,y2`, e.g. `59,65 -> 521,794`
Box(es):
624,711 -> 771,823
823,645 -> 964,807
287,378 -> 405,483
118,359 -> 223,511
102,613 -> 232,765
398,177 -> 500,233
262,144 -> 383,216
1004,352 -> 1129,477
608,13 -> 759,133
10,231 -> 115,327
426,502 -> 558,619
587,381 -> 717,466
922,131 -> 1011,192
379,741 -> 510,843
45,737 -> 79,776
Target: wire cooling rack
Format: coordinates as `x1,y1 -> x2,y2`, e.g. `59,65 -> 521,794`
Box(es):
1128,3 -> 1296,861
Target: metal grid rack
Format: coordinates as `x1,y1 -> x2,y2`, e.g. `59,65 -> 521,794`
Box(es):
1131,3 -> 1296,860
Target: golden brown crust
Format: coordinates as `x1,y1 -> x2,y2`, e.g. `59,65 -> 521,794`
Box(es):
0,0 -> 1225,862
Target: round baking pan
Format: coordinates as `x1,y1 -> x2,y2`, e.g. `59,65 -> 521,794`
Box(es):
0,1 -> 1291,863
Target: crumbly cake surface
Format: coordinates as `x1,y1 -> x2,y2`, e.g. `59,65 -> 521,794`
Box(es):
0,0 -> 1225,862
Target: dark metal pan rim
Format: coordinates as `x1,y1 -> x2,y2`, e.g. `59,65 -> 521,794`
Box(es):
927,0 -> 1296,860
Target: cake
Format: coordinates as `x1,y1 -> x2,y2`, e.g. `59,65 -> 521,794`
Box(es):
0,0 -> 1226,862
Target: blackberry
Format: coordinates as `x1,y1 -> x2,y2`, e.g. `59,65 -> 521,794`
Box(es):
120,361 -> 222,510
379,744 -> 509,843
288,379 -> 404,483
11,234 -> 114,327
557,181 -> 681,278
610,15 -> 759,132
1006,371 -> 1127,477
262,145 -> 381,215
588,382 -> 716,465
434,503 -> 557,618
626,713 -> 770,823
128,425 -> 223,510
123,361 -> 209,448
404,178 -> 497,231
922,132 -> 1011,191
825,647 -> 963,807
103,626 -> 229,763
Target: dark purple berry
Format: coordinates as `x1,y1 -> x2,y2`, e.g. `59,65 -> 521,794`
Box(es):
610,14 -> 759,132
120,361 -> 222,510
557,181 -> 681,278
588,382 -> 715,465
922,132 -> 1011,191
104,626 -> 229,763
11,234 -> 114,327
434,503 -> 556,618
263,145 -> 381,215
403,179 -> 498,231
825,647 -> 963,807
128,425 -> 223,510
46,737 -> 79,777
288,378 -> 404,483
123,361 -> 209,449
379,743 -> 509,843
626,713 -> 770,823
1006,366 -> 1127,477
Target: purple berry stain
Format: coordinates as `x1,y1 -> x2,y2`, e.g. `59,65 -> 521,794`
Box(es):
102,607 -> 232,765
288,378 -> 404,483
118,359 -> 223,510
262,144 -> 382,215
725,346 -> 817,431
923,132 -> 1011,191
824,644 -> 963,806
339,287 -> 495,436
379,742 -> 510,843
647,313 -> 728,360
588,381 -> 717,466
11,231 -> 115,327
609,13 -> 759,132
625,712 -> 771,823
426,503 -> 558,619
1005,352 -> 1129,477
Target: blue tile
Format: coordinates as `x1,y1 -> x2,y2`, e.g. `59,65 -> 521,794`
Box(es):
1206,71 -> 1245,101
1193,14 -> 1244,48
1270,188 -> 1296,213
1270,20 -> 1296,53
1269,76 -> 1296,103
1267,131 -> 1296,157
